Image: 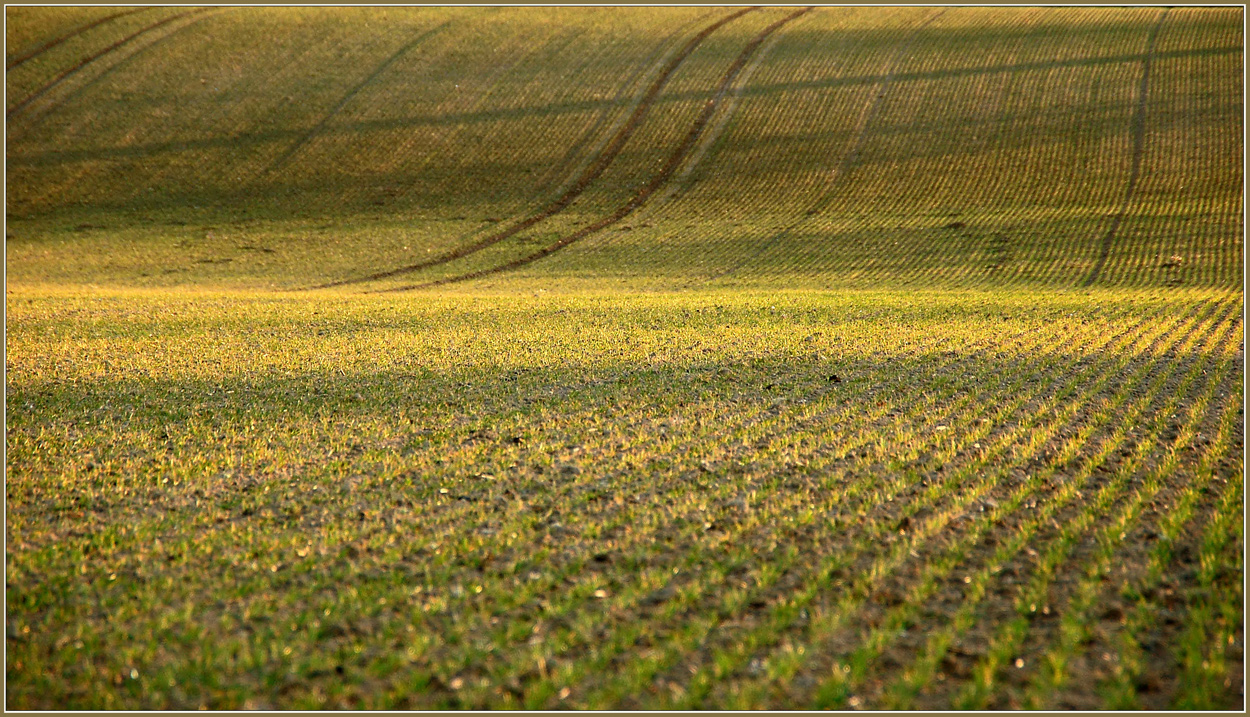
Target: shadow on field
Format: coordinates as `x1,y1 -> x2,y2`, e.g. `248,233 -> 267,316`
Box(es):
7,42 -> 1234,172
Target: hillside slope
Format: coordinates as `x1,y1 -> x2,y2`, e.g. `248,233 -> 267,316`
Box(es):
5,6 -> 1243,290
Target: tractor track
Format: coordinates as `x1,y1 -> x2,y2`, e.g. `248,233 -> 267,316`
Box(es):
375,9 -> 719,280
1080,8 -> 1172,288
700,8 -> 948,286
314,6 -> 758,290
384,6 -> 815,292
6,8 -> 215,120
5,7 -> 153,70
592,3 -> 805,245
455,10 -> 721,254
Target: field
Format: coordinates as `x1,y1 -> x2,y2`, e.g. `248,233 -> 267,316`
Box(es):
5,6 -> 1244,710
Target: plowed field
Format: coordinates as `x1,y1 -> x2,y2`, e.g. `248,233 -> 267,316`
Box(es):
5,7 -> 1243,710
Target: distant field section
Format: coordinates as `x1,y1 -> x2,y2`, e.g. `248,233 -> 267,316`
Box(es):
5,6 -> 1243,290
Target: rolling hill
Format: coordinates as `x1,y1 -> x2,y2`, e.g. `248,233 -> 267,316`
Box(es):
6,6 -> 1243,291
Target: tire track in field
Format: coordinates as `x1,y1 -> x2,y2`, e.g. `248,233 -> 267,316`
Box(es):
6,8 -> 214,119
452,10 -> 720,252
7,10 -> 228,213
6,8 -> 153,70
315,6 -> 757,289
262,18 -> 457,175
700,8 -> 947,286
353,21 -> 590,212
388,6 -> 815,291
1080,8 -> 1172,288
623,5 -> 808,226
372,10 -> 734,293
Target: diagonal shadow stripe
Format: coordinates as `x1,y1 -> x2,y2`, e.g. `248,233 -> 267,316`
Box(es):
8,44 -> 1236,171
6,7 -> 153,70
263,17 -> 457,175
7,8 -> 212,119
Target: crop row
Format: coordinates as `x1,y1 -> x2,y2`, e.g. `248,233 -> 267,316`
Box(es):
6,287 -> 1240,708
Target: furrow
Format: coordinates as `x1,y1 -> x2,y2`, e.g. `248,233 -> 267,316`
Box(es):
876,298 -> 1239,708
1098,371 -> 1242,708
204,303 -> 1140,708
1170,464 -> 1244,709
526,326 -> 1110,706
1013,305 -> 1238,709
568,300 -> 1182,707
945,297 -> 1239,709
712,296 -> 1216,709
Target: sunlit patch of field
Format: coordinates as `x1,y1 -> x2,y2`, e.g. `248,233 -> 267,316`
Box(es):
6,286 -> 1242,709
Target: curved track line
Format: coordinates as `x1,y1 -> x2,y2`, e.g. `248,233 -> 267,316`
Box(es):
383,6 -> 815,292
390,10 -> 719,277
6,8 -> 153,70
263,18 -> 456,174
6,8 -> 212,119
621,5 -> 805,234
516,10 -> 720,226
314,6 -> 758,289
1080,8 -> 1172,288
701,8 -> 948,286
7,10 -> 224,148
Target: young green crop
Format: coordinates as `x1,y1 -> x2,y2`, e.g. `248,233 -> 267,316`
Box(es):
6,286 -> 1242,709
